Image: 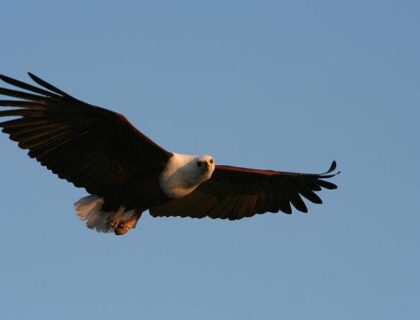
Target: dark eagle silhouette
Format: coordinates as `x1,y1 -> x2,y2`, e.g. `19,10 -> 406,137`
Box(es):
0,73 -> 339,235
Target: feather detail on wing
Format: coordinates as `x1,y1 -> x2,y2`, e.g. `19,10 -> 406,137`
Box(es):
150,161 -> 340,219
0,73 -> 172,203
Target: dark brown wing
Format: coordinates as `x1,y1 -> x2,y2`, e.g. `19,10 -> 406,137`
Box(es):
0,73 -> 172,203
150,161 -> 339,220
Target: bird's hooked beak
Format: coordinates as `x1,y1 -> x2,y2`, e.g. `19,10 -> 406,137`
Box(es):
196,156 -> 215,178
197,160 -> 209,172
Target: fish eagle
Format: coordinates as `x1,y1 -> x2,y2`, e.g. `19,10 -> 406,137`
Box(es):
0,73 -> 339,235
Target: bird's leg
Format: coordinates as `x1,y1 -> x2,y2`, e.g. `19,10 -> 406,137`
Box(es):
107,206 -> 125,230
113,209 -> 143,236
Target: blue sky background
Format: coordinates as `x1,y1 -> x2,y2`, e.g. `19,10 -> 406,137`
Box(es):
0,1 -> 419,319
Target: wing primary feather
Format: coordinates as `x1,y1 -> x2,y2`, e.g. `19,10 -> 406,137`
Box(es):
28,73 -> 73,98
307,182 -> 322,191
0,100 -> 47,108
11,126 -> 69,142
0,118 -> 49,129
318,180 -> 338,190
0,87 -> 46,102
274,189 -> 292,214
0,74 -> 60,98
296,182 -> 323,204
25,131 -> 88,153
326,161 -> 336,173
2,121 -> 63,135
0,109 -> 45,118
288,190 -> 308,213
17,128 -> 74,149
28,133 -> 84,158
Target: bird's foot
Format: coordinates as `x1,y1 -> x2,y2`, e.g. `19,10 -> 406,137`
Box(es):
108,210 -> 142,236
113,216 -> 139,236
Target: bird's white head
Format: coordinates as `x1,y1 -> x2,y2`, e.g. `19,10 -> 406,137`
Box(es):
195,154 -> 215,181
159,153 -> 215,199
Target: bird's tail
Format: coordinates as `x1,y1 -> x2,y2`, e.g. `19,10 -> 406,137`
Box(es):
74,195 -> 141,235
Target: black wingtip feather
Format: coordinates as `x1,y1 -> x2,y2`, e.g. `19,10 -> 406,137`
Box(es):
327,161 -> 336,173
320,161 -> 340,178
27,72 -> 71,97
318,180 -> 338,190
1,73 -> 59,97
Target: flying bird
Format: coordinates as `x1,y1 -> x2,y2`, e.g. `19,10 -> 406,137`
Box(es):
0,73 -> 339,235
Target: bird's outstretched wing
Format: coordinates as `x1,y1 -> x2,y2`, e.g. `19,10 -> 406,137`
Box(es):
0,73 -> 172,203
150,161 -> 339,219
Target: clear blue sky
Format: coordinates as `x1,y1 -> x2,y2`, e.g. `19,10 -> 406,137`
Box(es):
0,1 -> 419,319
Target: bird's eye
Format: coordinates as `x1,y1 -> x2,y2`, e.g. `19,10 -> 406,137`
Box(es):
209,159 -> 214,164
196,161 -> 202,167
